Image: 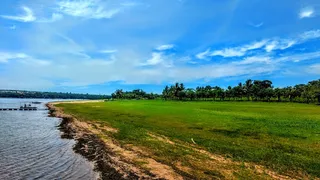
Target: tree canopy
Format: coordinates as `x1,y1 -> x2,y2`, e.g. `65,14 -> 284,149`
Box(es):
161,79 -> 320,104
111,89 -> 159,100
0,90 -> 110,99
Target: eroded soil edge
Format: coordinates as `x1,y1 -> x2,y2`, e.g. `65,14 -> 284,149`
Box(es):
47,103 -> 183,180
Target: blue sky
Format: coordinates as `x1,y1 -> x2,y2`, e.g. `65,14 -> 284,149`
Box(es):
0,0 -> 320,94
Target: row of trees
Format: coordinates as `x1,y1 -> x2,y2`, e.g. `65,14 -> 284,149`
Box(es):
0,90 -> 110,99
162,79 -> 320,103
111,89 -> 160,100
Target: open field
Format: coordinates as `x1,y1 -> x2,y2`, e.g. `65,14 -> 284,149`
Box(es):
56,100 -> 320,179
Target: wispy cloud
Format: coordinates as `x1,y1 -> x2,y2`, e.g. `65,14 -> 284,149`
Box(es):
143,52 -> 163,65
0,52 -> 28,63
178,56 -> 197,64
308,64 -> 320,74
156,44 -> 175,51
264,39 -> 296,52
100,49 -> 118,54
20,59 -> 52,66
301,29 -> 320,39
1,6 -> 36,22
234,56 -> 271,65
197,29 -> 320,59
276,51 -> 320,63
248,22 -> 264,28
55,33 -> 91,58
37,13 -> 63,23
57,0 -> 120,19
200,40 -> 268,58
196,49 -> 210,59
299,7 -> 315,19
0,52 -> 51,66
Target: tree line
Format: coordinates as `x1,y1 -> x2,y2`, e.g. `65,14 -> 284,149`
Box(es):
0,90 -> 110,99
162,79 -> 320,103
111,89 -> 160,100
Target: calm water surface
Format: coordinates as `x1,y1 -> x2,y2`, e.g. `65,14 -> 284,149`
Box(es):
0,98 -> 98,180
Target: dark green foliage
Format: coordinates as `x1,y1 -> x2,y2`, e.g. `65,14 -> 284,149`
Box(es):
162,79 -> 320,103
111,89 -> 159,100
0,90 -> 110,99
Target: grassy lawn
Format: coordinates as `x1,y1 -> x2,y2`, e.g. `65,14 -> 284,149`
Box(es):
56,100 -> 320,178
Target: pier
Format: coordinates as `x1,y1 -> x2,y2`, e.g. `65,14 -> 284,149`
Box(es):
0,107 -> 37,111
0,102 -> 47,111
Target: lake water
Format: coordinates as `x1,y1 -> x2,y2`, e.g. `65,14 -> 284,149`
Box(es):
0,98 -> 98,180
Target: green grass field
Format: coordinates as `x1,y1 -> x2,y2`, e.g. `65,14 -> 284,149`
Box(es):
57,101 -> 320,178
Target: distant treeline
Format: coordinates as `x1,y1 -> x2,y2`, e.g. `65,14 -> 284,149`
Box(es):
111,89 -> 160,100
162,79 -> 320,103
0,90 -> 110,99
112,79 -> 320,103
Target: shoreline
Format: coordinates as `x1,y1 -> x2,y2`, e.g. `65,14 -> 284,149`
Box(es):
47,103 -> 139,179
46,102 -> 182,180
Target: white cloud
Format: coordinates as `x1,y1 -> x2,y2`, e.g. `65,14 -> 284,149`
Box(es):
3,48 -> 320,90
20,59 -> 52,66
206,40 -> 268,58
301,30 -> 320,40
156,44 -> 174,51
100,49 -> 118,54
265,39 -> 295,52
196,49 -> 210,59
276,51 -> 320,63
198,29 -> 320,59
143,52 -> 163,65
0,52 -> 29,63
299,7 -> 315,19
234,56 -> 271,65
37,13 -> 64,23
0,6 -> 36,22
0,52 -> 52,66
211,48 -> 245,57
57,0 -> 120,19
248,22 -> 264,28
265,41 -> 276,52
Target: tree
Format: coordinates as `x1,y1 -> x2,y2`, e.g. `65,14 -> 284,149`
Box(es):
178,90 -> 186,100
302,85 -> 313,103
274,88 -> 284,102
244,79 -> 253,101
162,86 -> 170,100
159,79 -> 319,104
186,88 -> 196,100
115,89 -> 124,99
226,86 -> 232,100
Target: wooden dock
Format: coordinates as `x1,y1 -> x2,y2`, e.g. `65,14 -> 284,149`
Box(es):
0,107 -> 37,111
0,102 -> 44,111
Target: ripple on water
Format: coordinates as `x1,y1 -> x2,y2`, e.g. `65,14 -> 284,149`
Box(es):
0,99 -> 98,180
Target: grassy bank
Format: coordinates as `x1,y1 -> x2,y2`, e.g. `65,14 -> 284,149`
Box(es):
56,100 -> 320,179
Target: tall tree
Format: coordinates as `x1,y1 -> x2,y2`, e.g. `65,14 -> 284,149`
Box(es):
244,79 -> 253,101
